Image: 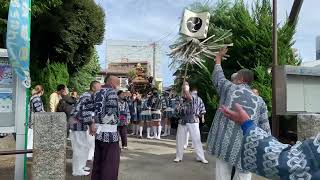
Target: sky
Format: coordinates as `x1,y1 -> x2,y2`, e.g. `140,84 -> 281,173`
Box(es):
94,0 -> 320,87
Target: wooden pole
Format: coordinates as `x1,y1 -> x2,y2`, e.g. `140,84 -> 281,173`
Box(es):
272,0 -> 279,138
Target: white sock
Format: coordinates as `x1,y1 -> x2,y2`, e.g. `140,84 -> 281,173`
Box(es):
136,125 -> 139,135
153,126 -> 157,137
147,127 -> 151,137
132,125 -> 136,134
164,125 -> 168,134
158,126 -> 162,139
139,126 -> 143,136
168,126 -> 171,135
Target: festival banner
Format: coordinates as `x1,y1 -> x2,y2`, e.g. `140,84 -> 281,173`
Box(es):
6,0 -> 31,88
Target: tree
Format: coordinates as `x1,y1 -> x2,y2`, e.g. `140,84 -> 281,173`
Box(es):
0,0 -> 63,48
30,0 -> 105,76
35,63 -> 69,108
1,0 -> 105,107
69,50 -> 101,94
172,0 -> 300,127
32,0 -> 63,17
128,68 -> 136,79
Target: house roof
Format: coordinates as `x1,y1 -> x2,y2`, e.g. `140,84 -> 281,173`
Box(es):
301,60 -> 320,67
106,70 -> 129,76
98,70 -> 107,75
108,61 -> 149,65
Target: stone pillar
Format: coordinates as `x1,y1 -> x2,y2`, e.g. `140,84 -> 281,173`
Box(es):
32,113 -> 67,180
297,113 -> 320,141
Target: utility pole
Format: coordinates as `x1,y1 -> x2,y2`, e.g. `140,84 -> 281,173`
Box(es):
272,0 -> 279,138
152,42 -> 156,82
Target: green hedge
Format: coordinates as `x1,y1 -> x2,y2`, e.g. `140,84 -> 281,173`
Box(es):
33,62 -> 69,109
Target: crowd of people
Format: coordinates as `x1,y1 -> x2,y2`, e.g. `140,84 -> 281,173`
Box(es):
27,75 -> 196,178
26,48 -> 320,180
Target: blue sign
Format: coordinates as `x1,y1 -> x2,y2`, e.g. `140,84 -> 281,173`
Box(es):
6,0 -> 31,88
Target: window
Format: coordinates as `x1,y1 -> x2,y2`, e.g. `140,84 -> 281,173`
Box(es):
120,77 -> 128,88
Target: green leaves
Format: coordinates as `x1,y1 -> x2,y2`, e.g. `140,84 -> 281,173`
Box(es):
35,63 -> 69,108
30,0 -> 105,74
23,0 -> 105,107
173,0 -> 300,126
32,0 -> 63,17
69,49 -> 101,94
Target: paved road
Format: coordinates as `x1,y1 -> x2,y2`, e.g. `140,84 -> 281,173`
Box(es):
1,135 -> 268,180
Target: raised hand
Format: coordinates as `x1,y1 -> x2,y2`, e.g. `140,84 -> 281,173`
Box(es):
182,81 -> 190,92
215,47 -> 228,64
89,123 -> 97,136
217,47 -> 228,57
219,103 -> 249,125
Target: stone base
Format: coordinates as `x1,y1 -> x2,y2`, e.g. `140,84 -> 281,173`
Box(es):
297,113 -> 320,141
32,113 -> 67,180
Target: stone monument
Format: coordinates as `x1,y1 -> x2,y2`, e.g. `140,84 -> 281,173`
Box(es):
275,65 -> 320,140
32,113 -> 67,180
297,114 -> 320,141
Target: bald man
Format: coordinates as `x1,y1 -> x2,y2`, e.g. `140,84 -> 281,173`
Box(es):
92,75 -> 121,180
231,73 -> 238,83
252,89 -> 259,96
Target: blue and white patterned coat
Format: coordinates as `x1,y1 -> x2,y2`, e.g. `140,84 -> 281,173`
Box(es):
118,100 -> 131,126
161,96 -> 171,109
178,94 -> 206,124
28,95 -> 45,128
70,92 -> 95,131
207,64 -> 271,171
94,86 -> 119,143
147,95 -> 162,111
242,125 -> 320,180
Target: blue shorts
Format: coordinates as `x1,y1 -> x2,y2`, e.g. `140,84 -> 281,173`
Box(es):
140,114 -> 151,121
140,110 -> 152,121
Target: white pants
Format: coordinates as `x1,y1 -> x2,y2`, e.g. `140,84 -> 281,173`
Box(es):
27,128 -> 33,158
70,131 -> 90,174
176,123 -> 205,161
87,130 -> 95,161
184,131 -> 195,148
216,158 -> 252,180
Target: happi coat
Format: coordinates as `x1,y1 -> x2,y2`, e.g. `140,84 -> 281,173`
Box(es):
207,64 -> 271,171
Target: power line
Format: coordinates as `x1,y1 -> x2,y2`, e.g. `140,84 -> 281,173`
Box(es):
116,25 -> 178,58
159,33 -> 179,48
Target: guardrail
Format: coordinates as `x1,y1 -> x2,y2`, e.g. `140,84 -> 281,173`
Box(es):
0,150 -> 32,156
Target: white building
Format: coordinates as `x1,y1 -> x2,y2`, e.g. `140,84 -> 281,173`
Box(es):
301,36 -> 320,67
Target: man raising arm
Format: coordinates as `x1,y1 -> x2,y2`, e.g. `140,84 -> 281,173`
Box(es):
207,48 -> 271,180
